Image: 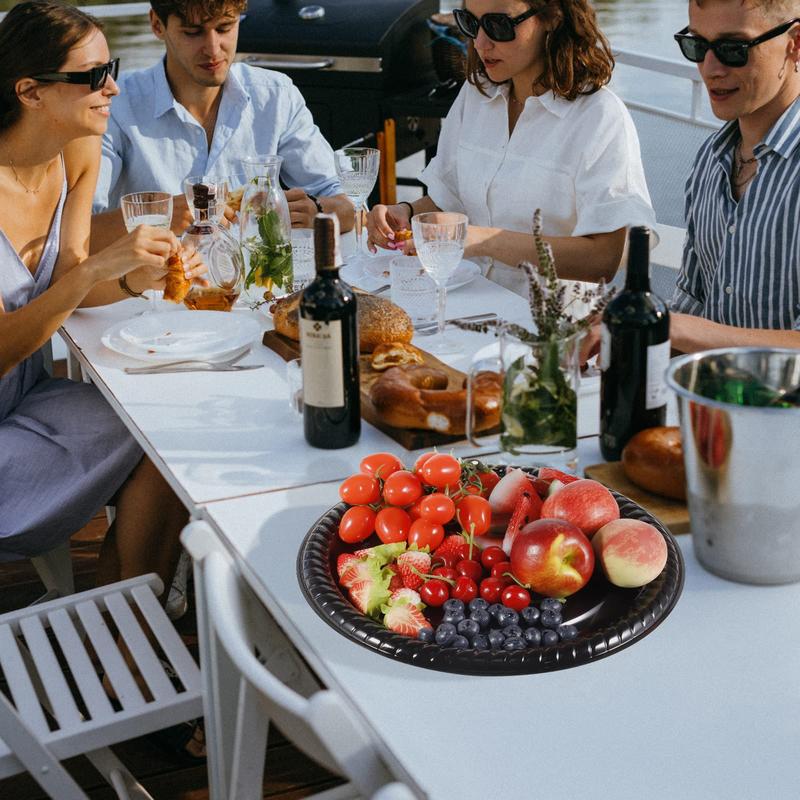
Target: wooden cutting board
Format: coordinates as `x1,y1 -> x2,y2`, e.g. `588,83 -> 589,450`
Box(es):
262,330 -> 494,449
583,461 -> 690,535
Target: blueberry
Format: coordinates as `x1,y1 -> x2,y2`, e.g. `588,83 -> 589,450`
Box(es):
434,622 -> 457,646
442,609 -> 465,626
558,624 -> 578,641
450,635 -> 470,649
519,606 -> 541,627
541,629 -> 559,646
540,609 -> 562,629
487,629 -> 506,649
470,609 -> 492,630
417,627 -> 435,643
471,633 -> 490,650
502,636 -> 526,651
443,598 -> 465,615
488,603 -> 505,620
457,618 -> 480,638
502,624 -> 524,639
496,608 -> 520,628
540,597 -> 563,613
469,598 -> 490,612
523,626 -> 542,646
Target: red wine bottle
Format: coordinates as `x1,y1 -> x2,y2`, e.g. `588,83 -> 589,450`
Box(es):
600,226 -> 670,461
299,214 -> 360,448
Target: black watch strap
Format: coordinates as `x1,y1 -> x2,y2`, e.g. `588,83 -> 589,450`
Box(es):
307,193 -> 323,213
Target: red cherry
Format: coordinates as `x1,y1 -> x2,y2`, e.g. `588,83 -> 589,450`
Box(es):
432,566 -> 458,581
479,576 -> 505,603
452,576 -> 478,603
419,579 -> 450,607
501,584 -> 532,612
455,559 -> 483,583
491,561 -> 514,585
480,546 -> 507,570
432,551 -> 460,568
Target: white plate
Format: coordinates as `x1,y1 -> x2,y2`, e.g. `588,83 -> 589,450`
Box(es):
363,254 -> 481,290
102,311 -> 261,363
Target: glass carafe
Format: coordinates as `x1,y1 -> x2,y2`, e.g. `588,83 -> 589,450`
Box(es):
239,156 -> 293,300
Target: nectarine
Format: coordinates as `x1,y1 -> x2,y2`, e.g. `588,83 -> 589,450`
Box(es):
539,479 -> 620,537
592,518 -> 667,588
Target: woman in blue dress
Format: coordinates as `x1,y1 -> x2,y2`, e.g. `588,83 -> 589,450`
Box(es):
0,2 -> 203,593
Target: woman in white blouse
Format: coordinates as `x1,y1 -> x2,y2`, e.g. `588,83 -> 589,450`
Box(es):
367,0 -> 655,305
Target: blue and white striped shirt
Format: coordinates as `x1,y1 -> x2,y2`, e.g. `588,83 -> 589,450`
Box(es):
672,96 -> 800,331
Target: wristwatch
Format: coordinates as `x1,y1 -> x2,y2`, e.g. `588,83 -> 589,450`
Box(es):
307,193 -> 324,214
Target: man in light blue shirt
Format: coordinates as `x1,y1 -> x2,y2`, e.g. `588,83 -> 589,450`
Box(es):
91,0 -> 353,251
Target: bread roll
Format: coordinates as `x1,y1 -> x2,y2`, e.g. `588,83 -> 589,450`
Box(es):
621,426 -> 686,501
270,290 -> 413,353
370,342 -> 424,371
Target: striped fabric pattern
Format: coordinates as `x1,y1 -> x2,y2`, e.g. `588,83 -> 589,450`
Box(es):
672,96 -> 800,330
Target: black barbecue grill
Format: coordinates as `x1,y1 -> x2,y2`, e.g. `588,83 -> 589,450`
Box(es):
237,0 -> 442,164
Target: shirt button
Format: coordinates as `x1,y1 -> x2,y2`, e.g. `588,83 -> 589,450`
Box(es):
728,224 -> 736,234
725,285 -> 733,295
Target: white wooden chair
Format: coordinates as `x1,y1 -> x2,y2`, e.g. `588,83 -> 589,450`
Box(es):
182,520 -> 417,800
0,573 -> 203,799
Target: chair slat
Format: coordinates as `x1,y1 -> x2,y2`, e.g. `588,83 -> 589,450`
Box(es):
74,598 -> 145,712
0,625 -> 49,736
18,616 -> 82,730
47,608 -> 115,722
131,585 -> 200,690
103,592 -> 176,702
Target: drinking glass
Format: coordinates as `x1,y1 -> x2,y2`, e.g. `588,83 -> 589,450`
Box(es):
411,211 -> 468,353
333,147 -> 380,281
121,191 -> 173,312
182,176 -> 228,224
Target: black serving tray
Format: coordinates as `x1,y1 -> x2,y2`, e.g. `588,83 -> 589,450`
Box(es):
297,469 -> 685,675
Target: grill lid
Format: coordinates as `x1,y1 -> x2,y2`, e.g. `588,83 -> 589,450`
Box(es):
238,0 -> 437,58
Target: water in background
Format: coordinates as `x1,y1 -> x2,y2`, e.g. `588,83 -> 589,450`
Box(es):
0,1 -> 703,116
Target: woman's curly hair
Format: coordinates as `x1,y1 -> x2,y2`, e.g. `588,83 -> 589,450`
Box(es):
466,0 -> 615,101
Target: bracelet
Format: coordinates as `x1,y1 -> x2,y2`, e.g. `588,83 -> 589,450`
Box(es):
307,193 -> 324,214
399,200 -> 415,220
118,274 -> 144,298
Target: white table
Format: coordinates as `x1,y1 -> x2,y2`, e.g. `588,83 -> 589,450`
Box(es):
58,273 -> 602,509
202,463 -> 800,800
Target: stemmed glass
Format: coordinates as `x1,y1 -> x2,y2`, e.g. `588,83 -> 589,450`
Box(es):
411,211 -> 468,354
120,191 -> 173,313
333,147 -> 380,281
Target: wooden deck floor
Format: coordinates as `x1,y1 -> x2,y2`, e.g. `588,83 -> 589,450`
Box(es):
0,370 -> 341,798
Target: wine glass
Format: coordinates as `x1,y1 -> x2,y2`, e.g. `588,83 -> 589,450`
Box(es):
120,191 -> 173,313
333,147 -> 380,281
182,176 -> 228,224
411,211 -> 468,354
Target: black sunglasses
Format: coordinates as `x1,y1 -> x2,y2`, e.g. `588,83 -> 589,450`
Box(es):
453,7 -> 539,43
32,58 -> 120,91
674,19 -> 800,68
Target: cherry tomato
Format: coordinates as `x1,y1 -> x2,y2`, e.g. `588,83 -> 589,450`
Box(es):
491,561 -> 514,585
479,576 -> 505,604
452,576 -> 478,603
455,559 -> 483,583
406,497 -> 424,521
419,579 -> 450,607
374,506 -> 411,544
338,506 -> 376,544
338,473 -> 381,506
407,518 -> 445,551
419,453 -> 462,489
418,493 -> 456,525
382,470 -> 423,507
455,495 -> 492,537
481,546 -> 507,570
359,452 -> 404,480
501,584 -> 532,612
432,566 -> 458,581
478,470 -> 501,496
412,451 -> 437,473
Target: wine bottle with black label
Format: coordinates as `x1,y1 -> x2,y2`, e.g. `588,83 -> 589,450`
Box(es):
299,213 -> 360,448
600,226 -> 670,461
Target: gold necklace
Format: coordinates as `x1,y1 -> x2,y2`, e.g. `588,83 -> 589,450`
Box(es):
6,154 -> 51,194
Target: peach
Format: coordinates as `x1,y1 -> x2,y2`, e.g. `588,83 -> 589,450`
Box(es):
539,479 -> 620,538
592,518 -> 668,588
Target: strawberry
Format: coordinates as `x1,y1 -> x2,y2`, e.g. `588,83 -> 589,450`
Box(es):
353,541 -> 407,566
433,533 -> 468,564
389,588 -> 423,608
396,550 -> 431,590
339,558 -> 374,589
386,564 -> 404,593
336,553 -> 361,579
502,488 -> 542,556
383,601 -> 432,638
348,560 -> 391,617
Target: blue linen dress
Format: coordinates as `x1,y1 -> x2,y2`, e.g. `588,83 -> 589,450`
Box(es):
0,167 -> 143,558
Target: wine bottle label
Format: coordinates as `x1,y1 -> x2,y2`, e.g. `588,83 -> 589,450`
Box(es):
299,317 -> 345,407
599,323 -> 611,371
646,339 -> 671,410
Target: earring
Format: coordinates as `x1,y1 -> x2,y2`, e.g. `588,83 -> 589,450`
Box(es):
795,61 -> 799,73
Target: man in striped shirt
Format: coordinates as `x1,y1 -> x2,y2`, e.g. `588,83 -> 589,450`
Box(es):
669,0 -> 800,351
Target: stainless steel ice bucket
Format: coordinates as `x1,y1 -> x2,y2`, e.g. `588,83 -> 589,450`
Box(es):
666,348 -> 800,584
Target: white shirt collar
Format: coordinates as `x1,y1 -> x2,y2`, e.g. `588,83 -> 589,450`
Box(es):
478,79 -> 572,119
